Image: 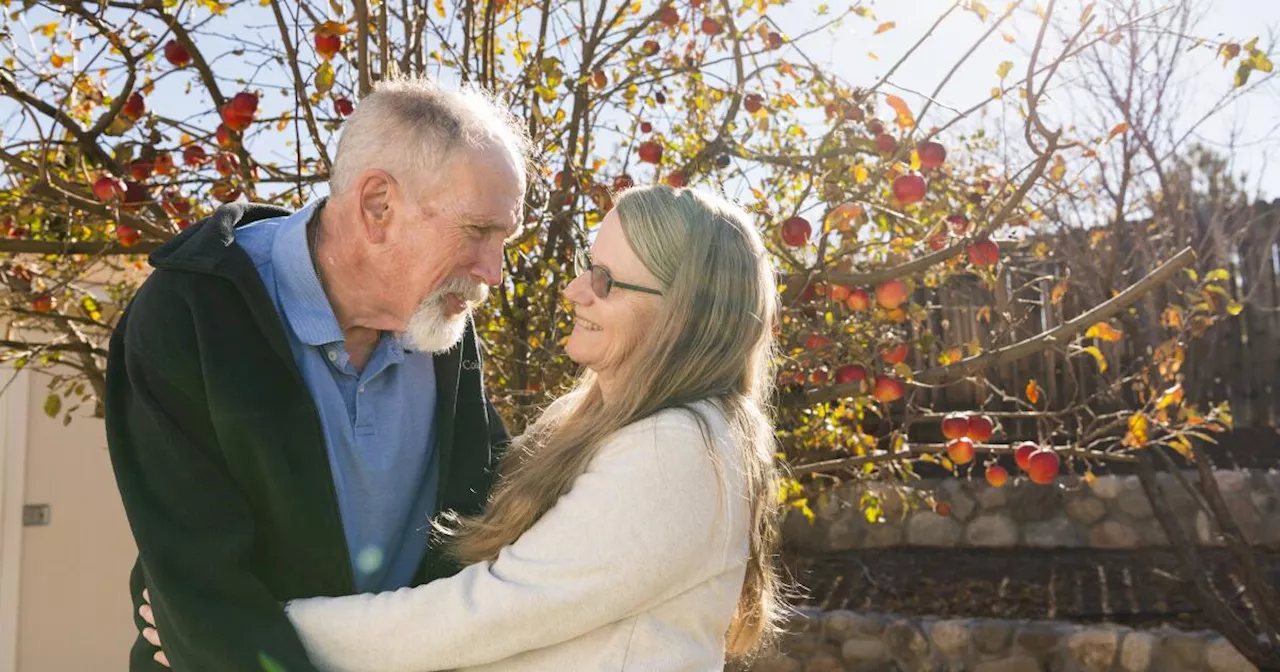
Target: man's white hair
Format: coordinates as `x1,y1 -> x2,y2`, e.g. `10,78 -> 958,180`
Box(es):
329,76 -> 532,198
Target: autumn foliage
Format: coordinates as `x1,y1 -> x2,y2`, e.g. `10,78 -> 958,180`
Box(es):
0,0 -> 1264,513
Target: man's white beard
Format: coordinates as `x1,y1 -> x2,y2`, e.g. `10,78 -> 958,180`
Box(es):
405,277 -> 488,353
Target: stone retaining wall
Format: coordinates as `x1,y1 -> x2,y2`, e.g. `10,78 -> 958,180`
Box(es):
743,609 -> 1259,672
784,470 -> 1280,553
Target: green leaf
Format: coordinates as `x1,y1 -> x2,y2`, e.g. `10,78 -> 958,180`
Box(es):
43,393 -> 61,418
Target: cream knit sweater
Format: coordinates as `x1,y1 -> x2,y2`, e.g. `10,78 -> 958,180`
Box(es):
284,400 -> 750,671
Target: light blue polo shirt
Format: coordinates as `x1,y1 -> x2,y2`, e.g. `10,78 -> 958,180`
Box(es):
235,201 -> 440,593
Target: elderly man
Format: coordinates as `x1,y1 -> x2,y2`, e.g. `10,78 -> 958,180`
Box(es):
105,77 -> 530,671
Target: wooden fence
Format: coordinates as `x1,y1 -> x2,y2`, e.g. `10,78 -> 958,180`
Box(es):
905,200 -> 1280,433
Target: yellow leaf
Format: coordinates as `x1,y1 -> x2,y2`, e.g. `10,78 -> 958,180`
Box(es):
434,0 -> 445,17
1124,413 -> 1149,447
329,0 -> 346,16
852,164 -> 869,184
39,22 -> 59,38
885,94 -> 915,130
1106,122 -> 1129,142
1002,33 -> 1016,44
1083,471 -> 1098,486
1025,379 -> 1040,404
1156,383 -> 1183,410
969,0 -> 990,21
314,61 -> 335,95
991,87 -> 1003,99
976,306 -> 992,323
867,52 -> 879,61
874,22 -> 896,35
1227,300 -> 1244,316
997,60 -> 1014,79
1085,322 -> 1122,342
1082,346 -> 1107,373
1205,268 -> 1230,282
50,53 -> 66,68
1050,278 -> 1068,305
276,111 -> 292,132
1162,306 -> 1183,329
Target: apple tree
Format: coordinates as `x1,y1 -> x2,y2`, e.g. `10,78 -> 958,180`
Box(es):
0,0 -> 1264,528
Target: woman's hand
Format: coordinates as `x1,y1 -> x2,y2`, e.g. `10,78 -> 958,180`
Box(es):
139,588 -> 171,668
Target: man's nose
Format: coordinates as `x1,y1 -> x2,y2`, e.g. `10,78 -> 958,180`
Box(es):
474,242 -> 504,287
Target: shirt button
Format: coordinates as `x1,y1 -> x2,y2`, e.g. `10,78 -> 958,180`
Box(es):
358,385 -> 366,393
327,351 -> 338,362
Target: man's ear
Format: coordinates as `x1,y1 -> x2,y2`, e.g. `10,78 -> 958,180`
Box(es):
356,169 -> 398,244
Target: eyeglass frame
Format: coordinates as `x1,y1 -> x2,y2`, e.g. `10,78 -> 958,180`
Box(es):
573,249 -> 664,298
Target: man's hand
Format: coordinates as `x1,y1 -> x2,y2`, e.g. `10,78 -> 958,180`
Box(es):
139,589 -> 171,668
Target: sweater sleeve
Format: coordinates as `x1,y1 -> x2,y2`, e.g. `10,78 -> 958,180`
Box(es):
284,406 -> 744,672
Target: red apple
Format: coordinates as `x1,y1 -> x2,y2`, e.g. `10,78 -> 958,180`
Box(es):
781,216 -> 811,248
640,121 -> 653,133
967,414 -> 995,442
834,364 -> 868,386
655,91 -> 667,104
767,31 -> 783,50
947,437 -> 976,465
875,133 -> 897,155
810,367 -> 829,385
941,413 -> 969,441
1014,441 -> 1038,472
163,40 -> 191,67
881,342 -> 909,365
967,238 -> 999,267
828,284 -> 851,302
935,501 -> 953,517
215,152 -> 240,177
657,5 -> 679,26
122,181 -> 149,209
638,141 -> 662,164
917,141 -> 946,169
947,214 -> 970,235
875,279 -> 908,309
664,171 -> 687,188
591,69 -> 608,88
334,96 -> 354,117
744,94 -> 764,114
92,175 -> 126,202
612,174 -> 634,191
867,119 -> 885,135
926,230 -> 947,251
804,334 -> 832,350
314,32 -> 341,60
846,288 -> 871,311
215,124 -> 236,148
116,224 -> 140,247
872,376 -> 905,402
183,144 -> 209,166
175,218 -> 192,231
153,152 -> 175,176
892,174 -> 927,205
220,92 -> 258,132
128,160 -> 153,181
642,40 -> 660,55
122,92 -> 146,120
701,17 -> 722,35
31,294 -> 55,313
1027,448 -> 1060,485
986,465 -> 1009,488
211,181 -> 241,203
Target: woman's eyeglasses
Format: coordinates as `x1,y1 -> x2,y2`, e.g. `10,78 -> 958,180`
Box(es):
574,249 -> 663,299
